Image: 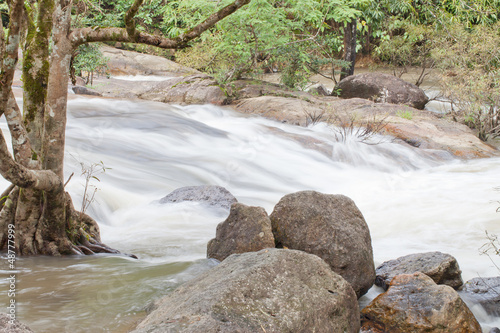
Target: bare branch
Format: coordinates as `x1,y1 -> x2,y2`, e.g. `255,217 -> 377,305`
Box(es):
70,0 -> 251,48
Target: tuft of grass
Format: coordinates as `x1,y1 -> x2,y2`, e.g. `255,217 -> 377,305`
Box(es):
396,109 -> 414,120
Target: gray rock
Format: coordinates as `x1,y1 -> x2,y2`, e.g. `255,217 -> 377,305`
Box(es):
132,249 -> 360,333
207,203 -> 275,261
101,45 -> 198,76
306,83 -> 330,96
490,328 -> 500,333
375,251 -> 463,290
159,185 -> 237,210
270,191 -> 375,298
336,73 -> 429,109
460,276 -> 500,316
0,313 -> 34,333
361,272 -> 481,333
72,85 -> 102,96
139,74 -> 227,105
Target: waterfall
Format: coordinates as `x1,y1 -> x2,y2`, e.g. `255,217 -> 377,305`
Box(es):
1,96 -> 499,332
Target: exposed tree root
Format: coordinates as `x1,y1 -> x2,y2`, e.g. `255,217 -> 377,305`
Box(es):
0,185 -> 132,257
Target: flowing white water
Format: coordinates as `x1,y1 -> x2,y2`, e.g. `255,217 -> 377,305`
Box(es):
0,96 -> 499,332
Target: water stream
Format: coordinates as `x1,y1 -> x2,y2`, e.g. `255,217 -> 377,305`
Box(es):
0,95 -> 499,332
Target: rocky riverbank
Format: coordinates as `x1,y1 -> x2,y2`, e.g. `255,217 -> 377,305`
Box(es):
79,45 -> 499,160
129,186 -> 496,332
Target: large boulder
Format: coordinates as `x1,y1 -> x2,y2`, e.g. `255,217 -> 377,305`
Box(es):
159,185 -> 237,210
132,249 -> 360,333
336,73 -> 429,109
361,272 -> 481,333
207,203 -> 275,261
375,251 -> 463,290
0,313 -> 34,333
101,45 -> 198,76
235,96 -> 323,126
138,74 -> 227,105
460,276 -> 500,316
269,191 -> 375,298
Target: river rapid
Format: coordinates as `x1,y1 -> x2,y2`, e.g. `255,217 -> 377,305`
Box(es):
0,94 -> 499,332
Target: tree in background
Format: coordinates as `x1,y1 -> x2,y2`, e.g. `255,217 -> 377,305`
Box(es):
137,0 -> 368,88
369,0 -> 500,141
0,0 -> 250,256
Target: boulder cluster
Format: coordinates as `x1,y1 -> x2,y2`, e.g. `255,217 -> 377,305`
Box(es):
131,186 -> 495,333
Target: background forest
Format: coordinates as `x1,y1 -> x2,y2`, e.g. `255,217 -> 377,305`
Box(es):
52,0 -> 500,141
1,0 -> 499,139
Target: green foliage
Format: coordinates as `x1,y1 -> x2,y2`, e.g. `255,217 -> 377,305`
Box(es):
433,22 -> 500,141
78,160 -> 110,217
396,109 -> 413,120
72,44 -> 109,86
165,0 -> 367,87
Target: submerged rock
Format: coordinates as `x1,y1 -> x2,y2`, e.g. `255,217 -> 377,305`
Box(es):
132,249 -> 360,333
460,276 -> 500,317
71,85 -> 102,96
207,203 -> 275,261
336,73 -> 429,109
0,313 -> 34,333
375,251 -> 463,290
361,272 -> 481,333
159,185 -> 237,210
270,190 -> 375,298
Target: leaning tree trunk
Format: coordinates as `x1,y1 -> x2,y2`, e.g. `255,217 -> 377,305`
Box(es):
0,0 -> 118,256
339,19 -> 357,81
0,0 -> 251,256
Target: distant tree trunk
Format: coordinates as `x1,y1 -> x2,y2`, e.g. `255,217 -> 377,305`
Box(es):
340,20 -> 357,81
0,0 -> 251,256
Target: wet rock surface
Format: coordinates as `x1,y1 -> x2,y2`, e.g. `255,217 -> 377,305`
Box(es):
375,251 -> 463,290
86,46 -> 498,159
361,272 -> 481,333
0,314 -> 34,333
160,185 -> 237,210
460,276 -> 500,317
132,249 -> 360,333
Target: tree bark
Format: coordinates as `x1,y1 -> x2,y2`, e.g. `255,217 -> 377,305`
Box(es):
340,20 -> 357,81
0,0 -> 252,256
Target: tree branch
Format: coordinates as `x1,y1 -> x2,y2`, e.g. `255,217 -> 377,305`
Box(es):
124,0 -> 144,41
4,91 -> 37,168
0,130 -> 62,192
0,9 -> 4,73
70,0 -> 251,48
0,0 -> 25,112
